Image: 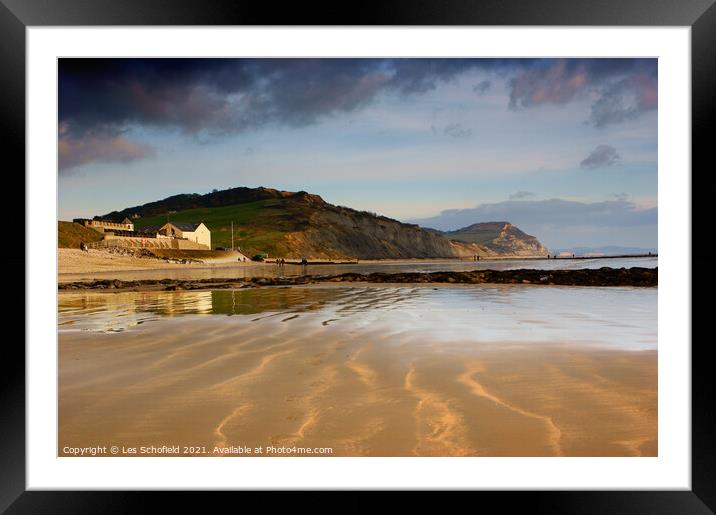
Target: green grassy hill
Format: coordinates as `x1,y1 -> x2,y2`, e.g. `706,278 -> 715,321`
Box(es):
106,187 -> 462,259
58,221 -> 104,249
98,186 -> 546,259
133,199 -> 296,255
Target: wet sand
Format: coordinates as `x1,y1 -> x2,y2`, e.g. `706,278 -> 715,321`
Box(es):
59,286 -> 657,457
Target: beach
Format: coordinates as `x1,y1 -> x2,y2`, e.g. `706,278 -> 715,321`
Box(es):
58,248 -> 658,283
59,285 -> 657,457
52,55 -> 662,474
58,248 -> 243,275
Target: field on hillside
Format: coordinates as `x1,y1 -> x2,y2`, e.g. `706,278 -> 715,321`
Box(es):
133,200 -> 290,256
58,221 -> 104,249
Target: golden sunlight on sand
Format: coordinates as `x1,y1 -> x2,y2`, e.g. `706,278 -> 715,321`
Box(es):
59,312 -> 656,457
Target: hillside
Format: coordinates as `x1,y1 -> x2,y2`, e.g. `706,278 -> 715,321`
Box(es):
98,187 -> 545,259
58,221 -> 104,249
437,222 -> 548,257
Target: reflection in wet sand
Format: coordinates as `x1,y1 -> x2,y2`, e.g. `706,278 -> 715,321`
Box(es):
59,285 -> 657,457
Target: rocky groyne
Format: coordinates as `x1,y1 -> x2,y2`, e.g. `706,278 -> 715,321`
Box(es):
58,267 -> 657,291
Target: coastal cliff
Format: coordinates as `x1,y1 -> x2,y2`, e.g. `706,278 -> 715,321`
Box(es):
435,222 -> 548,257
96,186 -> 547,259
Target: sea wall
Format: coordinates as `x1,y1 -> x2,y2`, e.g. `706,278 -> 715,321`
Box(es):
96,235 -> 209,250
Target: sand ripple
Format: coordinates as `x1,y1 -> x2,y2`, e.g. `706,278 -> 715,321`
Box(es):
59,288 -> 657,457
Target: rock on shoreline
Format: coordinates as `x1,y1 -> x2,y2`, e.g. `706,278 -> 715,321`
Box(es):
58,267 -> 657,291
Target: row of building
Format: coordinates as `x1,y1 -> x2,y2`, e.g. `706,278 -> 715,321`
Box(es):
73,218 -> 212,250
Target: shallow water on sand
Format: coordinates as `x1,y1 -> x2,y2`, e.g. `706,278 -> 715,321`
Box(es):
59,285 -> 657,457
59,285 -> 656,350
58,255 -> 657,283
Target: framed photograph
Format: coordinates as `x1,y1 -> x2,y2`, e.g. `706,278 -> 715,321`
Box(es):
4,0 -> 713,511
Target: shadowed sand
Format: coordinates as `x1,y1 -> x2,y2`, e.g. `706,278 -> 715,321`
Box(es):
59,288 -> 657,457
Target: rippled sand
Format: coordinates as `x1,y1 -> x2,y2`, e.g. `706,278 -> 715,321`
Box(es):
58,286 -> 657,457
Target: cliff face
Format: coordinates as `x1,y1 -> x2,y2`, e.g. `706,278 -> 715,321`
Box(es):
101,187 -> 546,259
441,222 -> 548,257
278,194 -> 462,259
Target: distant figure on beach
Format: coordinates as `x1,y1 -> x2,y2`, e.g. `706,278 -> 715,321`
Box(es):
572,253 -> 575,258
301,258 -> 308,266
80,242 -> 88,252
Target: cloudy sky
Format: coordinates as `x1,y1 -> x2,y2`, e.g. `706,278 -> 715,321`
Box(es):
58,58 -> 657,249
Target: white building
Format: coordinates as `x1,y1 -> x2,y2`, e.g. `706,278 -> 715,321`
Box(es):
159,222 -> 211,249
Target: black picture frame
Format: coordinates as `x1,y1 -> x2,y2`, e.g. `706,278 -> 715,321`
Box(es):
2,0 -> 712,511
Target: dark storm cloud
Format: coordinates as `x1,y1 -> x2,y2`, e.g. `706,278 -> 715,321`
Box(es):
508,58 -> 657,127
580,145 -> 621,169
387,58 -> 480,94
58,58 -> 656,171
59,58 -> 480,140
60,60 -> 363,138
589,73 -> 658,127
